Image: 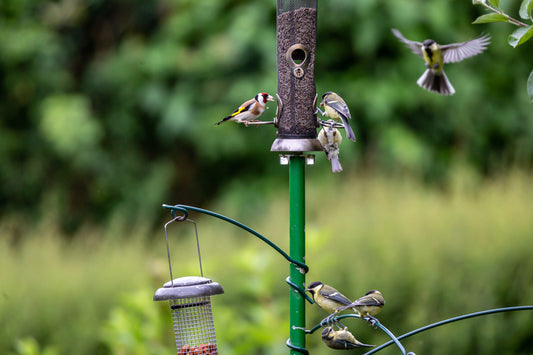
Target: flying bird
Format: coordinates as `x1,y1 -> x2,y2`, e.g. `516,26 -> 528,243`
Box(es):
391,28 -> 490,95
216,93 -> 274,126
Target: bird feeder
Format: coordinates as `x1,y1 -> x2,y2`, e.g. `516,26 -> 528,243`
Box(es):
271,0 -> 322,153
154,276 -> 224,354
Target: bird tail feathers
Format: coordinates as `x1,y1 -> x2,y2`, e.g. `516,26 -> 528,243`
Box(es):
417,69 -> 455,96
340,117 -> 356,142
329,155 -> 343,173
216,116 -> 231,125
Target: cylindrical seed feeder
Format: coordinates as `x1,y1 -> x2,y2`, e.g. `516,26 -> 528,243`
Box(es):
154,276 -> 224,354
271,0 -> 322,153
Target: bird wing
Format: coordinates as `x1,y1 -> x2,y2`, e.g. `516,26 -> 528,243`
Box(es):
227,98 -> 255,118
353,294 -> 385,307
325,96 -> 351,120
322,287 -> 352,306
391,28 -> 424,57
441,34 -> 491,63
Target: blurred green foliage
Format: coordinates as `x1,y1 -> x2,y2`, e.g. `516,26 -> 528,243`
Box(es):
0,0 -> 532,229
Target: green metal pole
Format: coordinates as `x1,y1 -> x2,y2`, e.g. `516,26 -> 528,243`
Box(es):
289,155 -> 306,354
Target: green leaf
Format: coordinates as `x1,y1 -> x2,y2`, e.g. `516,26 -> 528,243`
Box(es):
508,25 -> 533,47
519,0 -> 533,20
527,71 -> 533,102
472,13 -> 509,24
489,0 -> 500,8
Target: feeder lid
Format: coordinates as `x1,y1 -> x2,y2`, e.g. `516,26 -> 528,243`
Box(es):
153,276 -> 224,301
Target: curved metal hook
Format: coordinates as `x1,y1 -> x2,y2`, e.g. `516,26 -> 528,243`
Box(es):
169,206 -> 188,221
365,306 -> 533,354
286,339 -> 309,354
162,204 -> 309,273
286,276 -> 314,304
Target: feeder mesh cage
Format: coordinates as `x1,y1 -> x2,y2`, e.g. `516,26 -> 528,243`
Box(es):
170,296 -> 218,354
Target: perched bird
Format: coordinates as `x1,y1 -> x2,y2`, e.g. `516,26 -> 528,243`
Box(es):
318,92 -> 356,142
391,28 -> 490,95
337,290 -> 385,319
318,121 -> 343,173
321,327 -> 374,349
216,93 -> 274,125
305,281 -> 353,315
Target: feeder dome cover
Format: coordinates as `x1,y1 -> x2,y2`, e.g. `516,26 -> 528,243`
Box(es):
154,276 -> 224,301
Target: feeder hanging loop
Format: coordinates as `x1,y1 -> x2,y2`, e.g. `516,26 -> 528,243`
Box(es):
162,204 -> 310,273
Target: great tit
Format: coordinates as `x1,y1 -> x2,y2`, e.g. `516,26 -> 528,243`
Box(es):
216,93 -> 274,126
321,326 -> 374,349
391,28 -> 490,95
337,290 -> 385,319
318,92 -> 356,142
318,121 -> 343,173
305,281 -> 353,315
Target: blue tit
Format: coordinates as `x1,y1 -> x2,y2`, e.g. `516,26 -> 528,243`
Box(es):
321,326 -> 374,349
216,93 -> 274,125
318,92 -> 356,142
392,28 -> 490,95
318,121 -> 343,173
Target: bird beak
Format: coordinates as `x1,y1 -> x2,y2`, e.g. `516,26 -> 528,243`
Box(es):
266,95 -> 275,102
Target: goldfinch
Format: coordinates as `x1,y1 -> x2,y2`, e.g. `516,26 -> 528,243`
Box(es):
216,93 -> 274,126
321,327 -> 374,349
392,28 -> 490,95
318,92 -> 356,142
318,121 -> 343,173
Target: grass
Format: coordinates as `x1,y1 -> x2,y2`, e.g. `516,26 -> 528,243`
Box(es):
1,168 -> 532,354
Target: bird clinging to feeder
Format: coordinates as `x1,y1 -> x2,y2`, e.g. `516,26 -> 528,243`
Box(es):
317,92 -> 356,142
216,93 -> 274,126
391,28 -> 490,95
318,120 -> 343,173
321,326 -> 374,349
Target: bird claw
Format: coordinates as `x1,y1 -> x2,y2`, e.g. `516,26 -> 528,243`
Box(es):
365,316 -> 379,329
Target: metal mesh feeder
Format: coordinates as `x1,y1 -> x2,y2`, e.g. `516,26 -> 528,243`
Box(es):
154,276 -> 224,354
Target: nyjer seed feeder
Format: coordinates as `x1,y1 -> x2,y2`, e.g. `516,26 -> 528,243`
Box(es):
155,214 -> 223,354
271,0 -> 322,153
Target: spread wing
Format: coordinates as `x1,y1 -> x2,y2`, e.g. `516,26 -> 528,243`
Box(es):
391,28 -> 423,57
441,34 -> 491,63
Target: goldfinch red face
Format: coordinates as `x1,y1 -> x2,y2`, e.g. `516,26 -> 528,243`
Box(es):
256,93 -> 274,105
